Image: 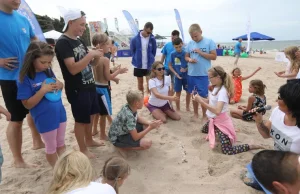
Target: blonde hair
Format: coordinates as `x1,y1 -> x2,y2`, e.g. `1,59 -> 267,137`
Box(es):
126,90 -> 143,106
250,79 -> 266,96
149,61 -> 165,88
284,46 -> 300,72
47,151 -> 94,194
92,33 -> 109,47
208,66 -> 234,98
189,24 -> 201,34
102,157 -> 130,194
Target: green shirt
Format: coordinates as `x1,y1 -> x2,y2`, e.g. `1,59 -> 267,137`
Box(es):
108,104 -> 137,143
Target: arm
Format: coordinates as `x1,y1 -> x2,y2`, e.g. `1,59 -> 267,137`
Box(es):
150,87 -> 174,101
276,68 -> 299,78
63,53 -> 95,75
103,58 -> 127,81
160,54 -> 166,64
242,67 -> 261,80
137,116 -> 150,125
129,127 -> 152,141
244,96 -> 256,111
197,50 -> 217,60
255,119 -> 272,139
198,100 -> 225,116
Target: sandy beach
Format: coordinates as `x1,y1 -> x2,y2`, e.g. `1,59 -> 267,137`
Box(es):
0,52 -> 287,194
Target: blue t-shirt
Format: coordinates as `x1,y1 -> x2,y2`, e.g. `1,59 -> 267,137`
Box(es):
161,42 -> 175,69
234,42 -> 242,54
186,37 -> 216,76
0,10 -> 35,80
170,50 -> 188,79
17,72 -> 66,133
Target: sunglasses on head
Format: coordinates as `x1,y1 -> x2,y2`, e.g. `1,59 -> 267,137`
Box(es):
156,67 -> 165,71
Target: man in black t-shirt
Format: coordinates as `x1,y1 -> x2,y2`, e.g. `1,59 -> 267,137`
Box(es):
55,8 -> 103,158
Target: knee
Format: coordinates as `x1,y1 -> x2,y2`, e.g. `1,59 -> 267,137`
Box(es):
141,139 -> 152,149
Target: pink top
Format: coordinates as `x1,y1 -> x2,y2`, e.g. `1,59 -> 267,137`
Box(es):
207,112 -> 236,148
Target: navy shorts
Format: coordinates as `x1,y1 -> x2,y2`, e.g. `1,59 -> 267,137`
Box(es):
66,88 -> 99,123
113,123 -> 144,148
187,76 -> 209,98
133,68 -> 150,77
0,80 -> 28,121
174,77 -> 188,92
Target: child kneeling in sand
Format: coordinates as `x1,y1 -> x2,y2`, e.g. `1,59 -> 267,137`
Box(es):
108,90 -> 163,150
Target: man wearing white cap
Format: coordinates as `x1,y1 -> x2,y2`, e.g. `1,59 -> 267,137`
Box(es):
55,8 -> 104,158
0,0 -> 44,168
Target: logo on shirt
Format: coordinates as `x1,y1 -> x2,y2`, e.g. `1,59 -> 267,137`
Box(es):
32,82 -> 42,88
270,125 -> 293,151
175,58 -> 181,66
22,28 -> 27,34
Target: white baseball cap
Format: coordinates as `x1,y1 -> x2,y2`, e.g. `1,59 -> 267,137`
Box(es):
58,6 -> 83,32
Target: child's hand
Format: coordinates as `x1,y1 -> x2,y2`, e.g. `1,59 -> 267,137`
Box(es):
89,49 -> 103,58
192,93 -> 202,103
0,109 -> 11,121
169,96 -> 179,101
257,67 -> 262,71
193,49 -> 203,55
53,78 -> 64,90
175,73 -> 182,79
274,72 -> 283,77
41,81 -> 56,94
149,120 -> 163,129
180,68 -> 187,73
189,58 -> 197,63
119,66 -> 128,74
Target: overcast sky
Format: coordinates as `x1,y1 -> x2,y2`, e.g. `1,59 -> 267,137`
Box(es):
26,0 -> 300,42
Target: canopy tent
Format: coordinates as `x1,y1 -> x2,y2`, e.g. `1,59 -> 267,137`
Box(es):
43,30 -> 62,40
232,32 -> 275,41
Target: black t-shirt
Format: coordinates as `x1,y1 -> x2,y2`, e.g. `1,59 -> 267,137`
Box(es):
55,35 -> 95,91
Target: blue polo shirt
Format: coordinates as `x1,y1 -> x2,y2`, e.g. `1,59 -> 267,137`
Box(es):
161,42 -> 175,70
0,10 -> 35,80
186,37 -> 216,76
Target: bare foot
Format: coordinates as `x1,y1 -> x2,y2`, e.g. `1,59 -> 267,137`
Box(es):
86,140 -> 105,147
201,116 -> 208,125
82,150 -> 96,159
13,161 -> 38,168
190,115 -> 199,122
32,142 -> 45,150
249,144 -> 264,150
92,130 -> 99,136
100,134 -> 108,141
186,108 -> 191,112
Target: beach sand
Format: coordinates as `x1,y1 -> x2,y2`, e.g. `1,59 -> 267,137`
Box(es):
0,52 -> 286,194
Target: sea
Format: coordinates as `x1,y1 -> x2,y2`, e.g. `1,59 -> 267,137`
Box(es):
217,40 -> 300,51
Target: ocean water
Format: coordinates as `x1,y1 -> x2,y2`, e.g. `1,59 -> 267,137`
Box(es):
217,40 -> 300,51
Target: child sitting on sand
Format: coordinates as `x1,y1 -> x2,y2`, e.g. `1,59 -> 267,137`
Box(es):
230,79 -> 266,121
275,46 -> 300,80
147,61 -> 181,123
168,38 -> 191,112
91,33 -> 128,142
108,90 -> 162,150
230,67 -> 261,104
0,105 -> 10,183
18,42 -> 67,167
48,151 -> 120,194
192,66 -> 262,155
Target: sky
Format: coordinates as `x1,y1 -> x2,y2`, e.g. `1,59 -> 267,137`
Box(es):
26,0 -> 300,42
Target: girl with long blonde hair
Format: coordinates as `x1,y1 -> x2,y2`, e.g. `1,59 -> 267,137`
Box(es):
192,66 -> 262,155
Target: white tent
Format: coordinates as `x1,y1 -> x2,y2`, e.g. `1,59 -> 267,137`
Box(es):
44,30 -> 62,40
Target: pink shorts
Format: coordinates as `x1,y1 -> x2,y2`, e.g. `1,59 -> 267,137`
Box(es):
40,122 -> 66,154
146,102 -> 174,113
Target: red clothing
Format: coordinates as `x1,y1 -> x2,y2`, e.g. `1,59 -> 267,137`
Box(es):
231,76 -> 242,102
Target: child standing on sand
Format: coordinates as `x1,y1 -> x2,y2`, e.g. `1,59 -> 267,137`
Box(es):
230,67 -> 261,104
168,38 -> 191,112
275,46 -> 300,80
91,33 -> 128,141
18,42 -> 67,167
230,79 -> 266,121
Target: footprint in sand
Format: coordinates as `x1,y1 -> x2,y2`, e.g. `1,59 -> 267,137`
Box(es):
207,155 -> 232,177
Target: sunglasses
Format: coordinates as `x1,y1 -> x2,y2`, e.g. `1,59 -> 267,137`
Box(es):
156,67 -> 165,71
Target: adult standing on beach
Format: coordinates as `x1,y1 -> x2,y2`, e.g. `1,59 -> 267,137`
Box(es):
0,0 -> 44,168
55,8 -> 104,158
130,22 -> 157,95
234,38 -> 243,65
160,30 -> 180,94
